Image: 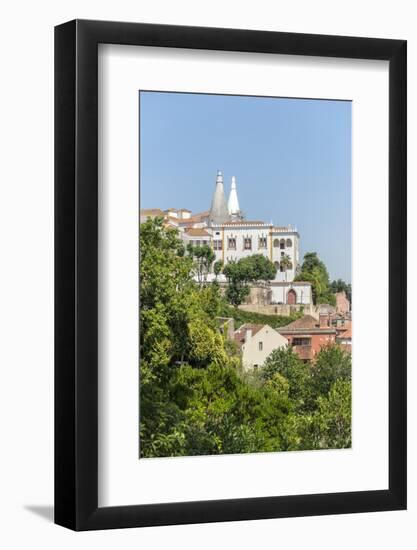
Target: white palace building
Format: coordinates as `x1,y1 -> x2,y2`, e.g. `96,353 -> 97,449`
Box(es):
141,171 -> 312,306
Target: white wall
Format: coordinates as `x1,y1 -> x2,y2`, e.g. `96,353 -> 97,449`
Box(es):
270,231 -> 298,282
270,283 -> 312,304
0,1 -> 415,549
213,225 -> 298,281
241,325 -> 288,369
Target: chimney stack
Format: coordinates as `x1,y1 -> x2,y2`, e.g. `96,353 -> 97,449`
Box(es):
319,313 -> 329,328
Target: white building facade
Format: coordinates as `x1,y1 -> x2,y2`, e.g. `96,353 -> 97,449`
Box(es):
206,170 -> 311,305
143,170 -> 312,306
210,221 -> 299,283
234,324 -> 289,371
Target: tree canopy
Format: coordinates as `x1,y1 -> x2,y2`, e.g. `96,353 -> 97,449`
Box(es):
186,243 -> 215,286
294,252 -> 336,305
223,254 -> 277,307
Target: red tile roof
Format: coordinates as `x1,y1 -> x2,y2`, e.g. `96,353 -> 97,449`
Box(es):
184,228 -> 210,237
140,208 -> 164,217
233,323 -> 265,346
281,315 -> 319,330
278,315 -> 336,334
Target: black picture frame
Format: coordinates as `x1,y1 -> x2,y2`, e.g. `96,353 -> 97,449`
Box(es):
55,19 -> 407,531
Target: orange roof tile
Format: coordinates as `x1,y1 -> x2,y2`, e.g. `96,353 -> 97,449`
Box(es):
281,315 -> 319,330
184,228 -> 210,237
233,323 -> 265,346
278,315 -> 336,334
140,208 -> 163,217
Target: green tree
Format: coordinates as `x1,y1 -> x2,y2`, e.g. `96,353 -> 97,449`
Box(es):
187,243 -> 215,286
294,252 -> 335,305
140,217 -> 194,372
222,261 -> 251,307
261,347 -> 314,412
312,343 -> 351,397
173,362 -> 292,456
300,380 -> 352,450
279,254 -> 293,282
139,218 -> 236,457
187,318 -> 228,367
213,260 -> 223,277
223,254 -> 277,307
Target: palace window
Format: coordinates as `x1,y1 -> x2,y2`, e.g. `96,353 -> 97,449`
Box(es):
213,240 -> 222,250
244,237 -> 252,250
274,261 -> 280,271
228,237 -> 236,250
273,238 -> 280,247
280,239 -> 285,249
286,238 -> 292,247
258,341 -> 263,351
258,237 -> 267,249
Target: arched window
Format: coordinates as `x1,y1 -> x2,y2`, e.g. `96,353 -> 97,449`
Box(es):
280,239 -> 285,249
286,238 -> 292,247
274,261 -> 280,271
273,238 -> 280,247
287,289 -> 297,305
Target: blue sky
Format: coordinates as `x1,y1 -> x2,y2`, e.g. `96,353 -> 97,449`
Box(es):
140,91 -> 351,282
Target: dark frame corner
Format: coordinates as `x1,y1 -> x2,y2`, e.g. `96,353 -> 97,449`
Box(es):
55,19 -> 406,531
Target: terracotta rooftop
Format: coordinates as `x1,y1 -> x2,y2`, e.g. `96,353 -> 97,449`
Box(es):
279,315 -> 336,334
281,315 -> 319,330
233,323 -> 265,346
140,208 -> 164,217
184,228 -> 210,237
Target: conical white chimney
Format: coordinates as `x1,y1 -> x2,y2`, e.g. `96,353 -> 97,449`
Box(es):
228,176 -> 241,219
209,170 -> 229,225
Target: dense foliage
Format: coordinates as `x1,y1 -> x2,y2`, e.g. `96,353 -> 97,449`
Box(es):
294,252 -> 336,305
223,254 -> 277,307
139,218 -> 351,458
186,243 -> 215,286
219,303 -> 303,330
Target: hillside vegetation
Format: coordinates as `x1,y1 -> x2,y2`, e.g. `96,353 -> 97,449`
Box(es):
139,218 -> 351,458
220,304 -> 302,329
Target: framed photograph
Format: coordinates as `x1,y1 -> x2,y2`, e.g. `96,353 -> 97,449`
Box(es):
55,20 -> 406,530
